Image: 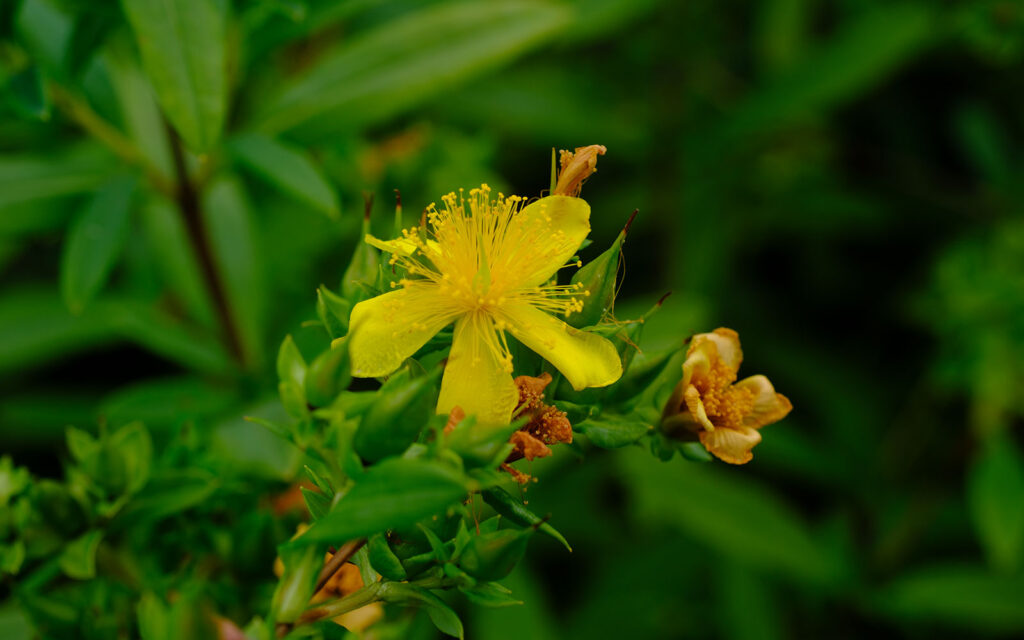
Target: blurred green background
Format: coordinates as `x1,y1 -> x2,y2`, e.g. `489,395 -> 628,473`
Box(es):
2,0 -> 1024,638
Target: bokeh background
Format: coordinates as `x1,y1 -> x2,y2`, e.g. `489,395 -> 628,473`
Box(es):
3,0 -> 1024,638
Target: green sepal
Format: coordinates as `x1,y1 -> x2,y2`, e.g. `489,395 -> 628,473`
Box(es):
342,211 -> 379,303
317,285 -> 351,338
568,213 -> 632,328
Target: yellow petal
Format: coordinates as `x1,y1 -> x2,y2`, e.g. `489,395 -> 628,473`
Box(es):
512,195 -> 591,288
735,375 -> 793,429
347,285 -> 458,377
365,233 -> 440,258
689,327 -> 742,371
501,301 -> 622,391
681,344 -> 712,389
683,385 -> 715,431
437,314 -> 519,426
699,425 -> 762,465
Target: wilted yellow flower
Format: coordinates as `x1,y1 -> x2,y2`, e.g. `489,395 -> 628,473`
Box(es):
662,328 -> 792,464
344,185 -> 622,425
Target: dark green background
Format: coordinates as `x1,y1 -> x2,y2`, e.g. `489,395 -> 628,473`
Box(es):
2,0 -> 1023,638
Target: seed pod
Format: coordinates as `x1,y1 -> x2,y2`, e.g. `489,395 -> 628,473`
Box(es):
367,532 -> 407,581
458,527 -> 532,582
304,337 -> 352,407
568,210 -> 634,328
353,368 -> 440,463
481,487 -> 571,551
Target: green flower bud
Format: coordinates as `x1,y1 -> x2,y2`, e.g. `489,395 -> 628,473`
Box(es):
568,210 -> 635,328
304,337 -> 352,407
458,527 -> 533,582
367,532 -> 407,581
353,368 -> 441,463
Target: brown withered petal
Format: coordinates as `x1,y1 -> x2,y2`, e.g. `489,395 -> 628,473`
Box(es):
699,425 -> 762,465
735,375 -> 793,429
510,430 -> 552,461
553,144 -> 607,196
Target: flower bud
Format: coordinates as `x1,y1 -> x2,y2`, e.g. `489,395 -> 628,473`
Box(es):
304,337 -> 352,408
353,368 -> 441,463
367,532 -> 407,581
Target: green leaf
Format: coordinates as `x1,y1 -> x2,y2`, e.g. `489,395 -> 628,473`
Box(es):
137,593 -> 170,640
6,63 -> 50,120
121,0 -> 228,151
66,426 -> 99,462
111,469 -> 218,528
577,413 -> 651,449
0,457 -> 30,505
0,603 -> 32,640
138,197 -> 215,327
271,543 -> 321,623
229,133 -> 340,218
301,487 -> 331,521
0,541 -> 25,575
99,376 -> 237,430
0,147 -> 114,209
619,447 -> 843,585
876,564 -> 1024,633
202,175 -> 266,368
460,582 -> 523,608
297,458 -> 468,544
276,335 -> 306,388
968,433 -> 1024,572
109,421 -> 153,494
382,583 -> 464,639
255,1 -> 570,134
58,529 -> 102,579
105,50 -> 175,182
60,176 -> 136,313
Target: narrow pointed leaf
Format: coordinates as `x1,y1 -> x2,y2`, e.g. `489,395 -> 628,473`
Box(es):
121,0 -> 228,151
230,133 -> 340,218
60,177 -> 136,314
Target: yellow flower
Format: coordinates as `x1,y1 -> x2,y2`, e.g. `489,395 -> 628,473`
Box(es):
344,185 -> 623,425
662,328 -> 792,464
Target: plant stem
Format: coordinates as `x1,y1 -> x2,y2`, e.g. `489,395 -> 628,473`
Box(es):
314,538 -> 366,593
164,121 -> 246,366
297,581 -> 383,625
48,83 -> 175,196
